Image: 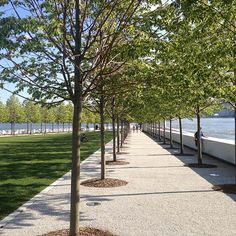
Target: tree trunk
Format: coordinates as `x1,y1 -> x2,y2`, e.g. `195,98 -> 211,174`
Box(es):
69,1 -> 83,234
58,122 -> 60,133
13,122 -> 15,135
100,90 -> 106,180
179,117 -> 184,154
170,118 -> 173,148
120,120 -> 124,147
52,123 -> 54,132
45,123 -> 47,133
63,123 -> 65,132
112,97 -> 116,162
27,122 -> 29,134
197,107 -> 202,165
116,117 -> 120,153
41,122 -> 43,133
30,122 -> 32,135
158,121 -> 161,142
163,120 -> 166,144
10,122 -> 13,135
70,100 -> 82,236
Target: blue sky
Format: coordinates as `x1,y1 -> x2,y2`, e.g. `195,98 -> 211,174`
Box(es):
0,3 -> 30,104
0,88 -> 11,103
0,84 -> 25,104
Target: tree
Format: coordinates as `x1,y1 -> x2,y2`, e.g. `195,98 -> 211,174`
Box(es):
65,103 -> 73,132
0,99 -> 8,123
41,106 -> 55,133
55,103 -> 68,132
23,100 -> 41,134
6,95 -> 24,135
0,1 -> 143,234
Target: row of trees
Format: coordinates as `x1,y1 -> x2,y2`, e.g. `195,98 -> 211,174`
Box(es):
0,95 -> 105,134
127,0 -> 235,166
0,0 -> 235,235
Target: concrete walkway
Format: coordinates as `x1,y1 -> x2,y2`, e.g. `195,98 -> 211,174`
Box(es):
1,132 -> 236,236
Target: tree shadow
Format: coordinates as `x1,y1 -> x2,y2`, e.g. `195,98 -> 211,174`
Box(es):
0,132 -> 113,220
144,133 -> 236,201
1,191 -> 93,231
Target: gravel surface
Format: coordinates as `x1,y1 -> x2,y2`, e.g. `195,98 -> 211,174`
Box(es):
1,132 -> 236,236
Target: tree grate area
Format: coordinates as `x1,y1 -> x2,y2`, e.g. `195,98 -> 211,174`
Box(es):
184,163 -> 217,168
212,184 -> 236,194
81,178 -> 128,188
41,227 -> 116,236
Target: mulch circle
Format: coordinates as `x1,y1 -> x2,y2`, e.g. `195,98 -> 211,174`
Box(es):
81,178 -> 128,188
41,227 -> 115,236
106,160 -> 129,165
184,163 -> 217,168
212,184 -> 236,194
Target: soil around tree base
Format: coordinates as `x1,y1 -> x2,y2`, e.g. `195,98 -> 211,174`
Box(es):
184,163 -> 217,168
81,178 -> 128,188
212,184 -> 236,194
106,160 -> 129,165
41,227 -> 115,236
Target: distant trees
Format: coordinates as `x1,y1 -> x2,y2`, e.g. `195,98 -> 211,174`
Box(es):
0,96 -> 76,134
6,95 -> 25,135
23,100 -> 41,134
0,99 -> 8,123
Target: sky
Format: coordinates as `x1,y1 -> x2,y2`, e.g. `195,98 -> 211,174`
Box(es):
0,84 -> 25,104
0,3 -> 30,104
0,88 -> 11,103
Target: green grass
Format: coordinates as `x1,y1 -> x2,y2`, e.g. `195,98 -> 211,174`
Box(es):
0,131 -> 113,220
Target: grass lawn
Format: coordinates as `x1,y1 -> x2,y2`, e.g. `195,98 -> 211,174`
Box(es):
0,131 -> 113,220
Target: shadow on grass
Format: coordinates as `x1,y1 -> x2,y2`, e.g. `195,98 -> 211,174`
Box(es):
0,131 -> 113,220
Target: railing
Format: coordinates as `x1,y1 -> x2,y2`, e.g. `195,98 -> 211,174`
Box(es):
144,125 -> 235,165
161,129 -> 235,164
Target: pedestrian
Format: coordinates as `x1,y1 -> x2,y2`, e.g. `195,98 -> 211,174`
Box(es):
194,127 -> 206,147
133,125 -> 135,132
80,133 -> 88,142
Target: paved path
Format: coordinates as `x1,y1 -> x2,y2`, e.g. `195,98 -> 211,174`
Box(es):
1,132 -> 236,236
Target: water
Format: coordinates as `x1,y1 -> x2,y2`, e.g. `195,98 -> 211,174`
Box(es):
0,122 -> 73,135
0,123 -> 111,135
171,118 -> 235,141
0,119 -> 234,141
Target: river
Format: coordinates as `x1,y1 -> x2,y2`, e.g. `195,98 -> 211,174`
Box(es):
0,123 -> 104,135
0,119 -> 235,141
171,118 -> 235,141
